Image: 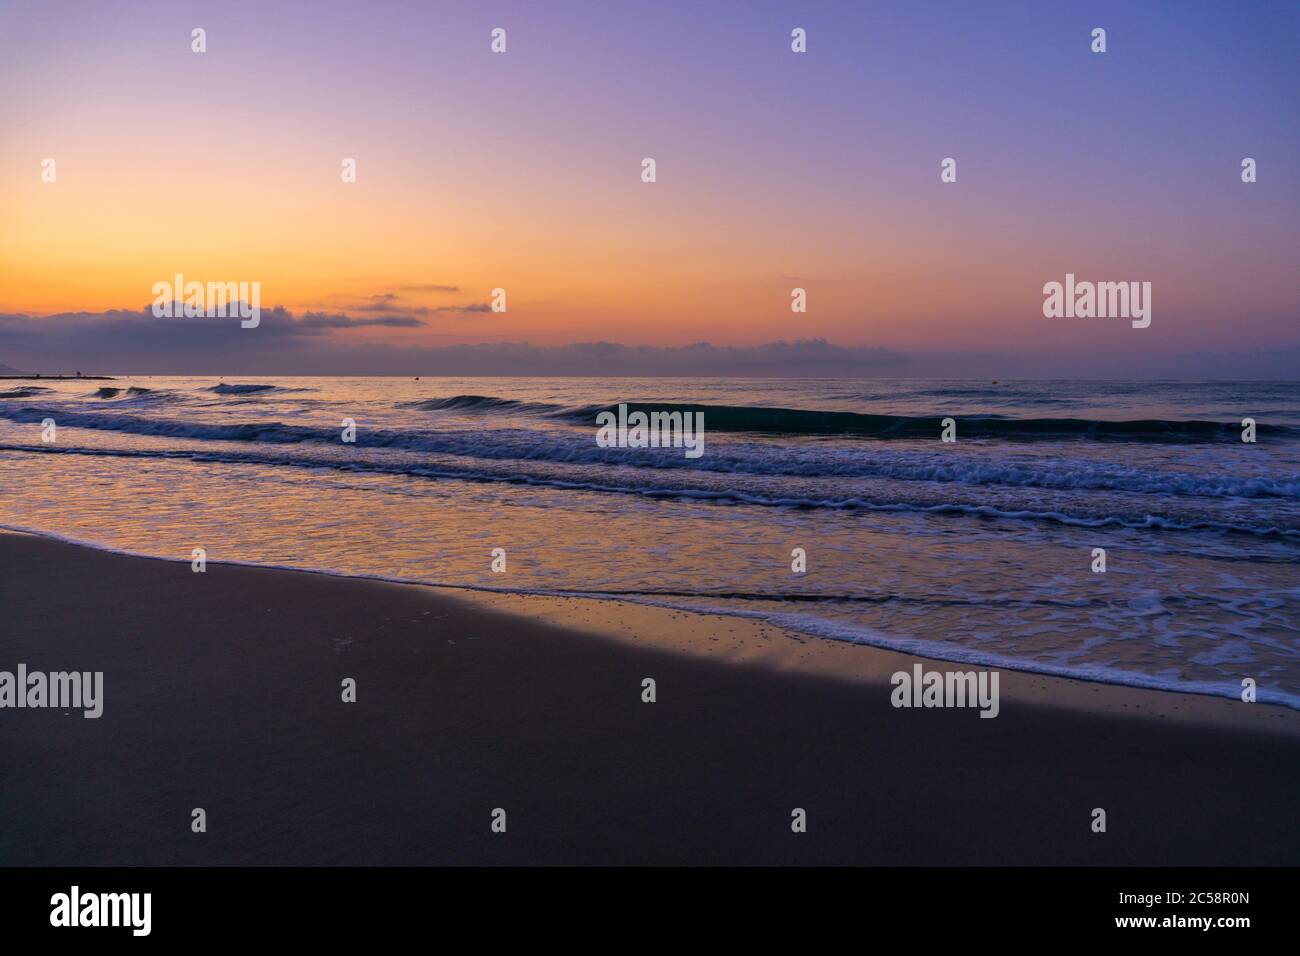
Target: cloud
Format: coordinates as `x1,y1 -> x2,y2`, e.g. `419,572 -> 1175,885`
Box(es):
334,290 -> 485,316
298,311 -> 425,328
2,308 -> 1297,378
0,309 -> 909,374
399,284 -> 460,293
0,305 -> 427,373
349,293 -> 406,312
427,303 -> 492,315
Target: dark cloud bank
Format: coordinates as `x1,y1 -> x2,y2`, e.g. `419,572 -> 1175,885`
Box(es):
1,307 -> 1297,379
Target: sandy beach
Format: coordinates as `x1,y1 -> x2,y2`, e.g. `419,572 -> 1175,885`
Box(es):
1,529 -> 1296,866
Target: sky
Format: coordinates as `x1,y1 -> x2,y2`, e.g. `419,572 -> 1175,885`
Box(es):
1,0 -> 1297,376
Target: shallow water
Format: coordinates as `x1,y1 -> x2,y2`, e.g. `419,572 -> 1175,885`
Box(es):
2,376 -> 1297,707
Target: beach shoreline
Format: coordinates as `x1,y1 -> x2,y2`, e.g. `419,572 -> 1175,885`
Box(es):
2,529 -> 1297,865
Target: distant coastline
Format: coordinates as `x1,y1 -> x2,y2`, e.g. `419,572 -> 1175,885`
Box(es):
1,374 -> 115,381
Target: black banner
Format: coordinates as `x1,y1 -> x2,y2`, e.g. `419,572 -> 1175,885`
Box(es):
0,866 -> 1282,942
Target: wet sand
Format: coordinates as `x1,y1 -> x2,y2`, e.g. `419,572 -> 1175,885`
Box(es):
1,530 -> 1296,865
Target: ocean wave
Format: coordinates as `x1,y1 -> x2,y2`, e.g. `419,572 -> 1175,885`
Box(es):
403,394 -> 557,413
0,405 -> 316,442
20,385 -> 1294,447
6,441 -> 1299,540
553,402 -> 1295,442
92,386 -> 153,399
202,388 -> 1286,445
1,403 -> 1296,500
908,386 -> 1070,401
623,599 -> 1300,710
206,383 -> 281,394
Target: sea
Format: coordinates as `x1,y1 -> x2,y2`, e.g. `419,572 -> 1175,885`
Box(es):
2,376 -> 1297,708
